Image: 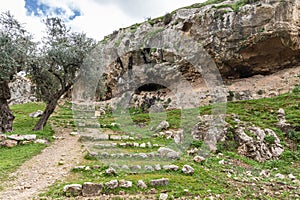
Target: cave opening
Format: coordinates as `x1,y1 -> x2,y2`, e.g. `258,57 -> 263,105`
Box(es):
134,83 -> 167,94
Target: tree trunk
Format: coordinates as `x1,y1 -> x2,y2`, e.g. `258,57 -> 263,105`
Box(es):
0,81 -> 15,133
33,85 -> 71,131
33,97 -> 59,131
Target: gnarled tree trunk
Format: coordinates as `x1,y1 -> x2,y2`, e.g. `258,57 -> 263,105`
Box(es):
0,81 -> 15,133
33,85 -> 71,131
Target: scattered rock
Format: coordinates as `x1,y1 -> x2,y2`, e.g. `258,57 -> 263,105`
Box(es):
174,129 -> 184,144
259,170 -> 270,177
82,182 -> 103,197
137,180 -> 147,189
276,108 -> 291,132
0,134 -> 6,141
29,110 -> 43,118
140,143 -> 146,148
193,155 -> 205,163
235,126 -> 284,162
119,180 -> 132,188
163,165 -> 179,171
1,140 -> 18,148
275,173 -> 285,179
150,178 -> 169,186
158,147 -> 180,159
144,165 -> 154,171
154,164 -> 162,171
159,193 -> 168,200
156,121 -> 169,131
182,165 -> 194,175
63,184 -> 82,197
35,139 -> 48,144
105,167 -> 117,176
70,132 -> 79,136
105,180 -> 118,189
288,174 -> 296,180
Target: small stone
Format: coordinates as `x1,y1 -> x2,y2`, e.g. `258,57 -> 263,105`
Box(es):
7,134 -> 24,141
218,159 -> 225,165
150,178 -> 169,186
105,167 -> 117,175
23,134 -> 37,141
137,180 -> 147,189
121,165 -> 130,170
288,174 -> 296,180
275,173 -> 285,179
35,139 -> 48,144
105,180 -> 118,189
156,121 -> 170,131
1,140 -> 18,147
63,184 -> 82,196
130,165 -> 142,171
140,143 -> 146,148
163,165 -> 179,171
29,110 -> 43,118
154,164 -> 161,171
159,193 -> 168,200
58,161 -> 64,165
82,182 -> 102,197
119,180 -> 132,188
259,170 -> 270,177
182,165 -> 194,175
70,132 -> 79,136
85,166 -> 91,171
149,188 -> 157,194
144,165 -> 154,171
133,142 -> 139,147
147,142 -> 152,148
158,147 -> 180,159
193,155 -> 205,163
74,166 -> 85,170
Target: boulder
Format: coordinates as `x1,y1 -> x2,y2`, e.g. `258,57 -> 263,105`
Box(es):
182,165 -> 194,175
82,182 -> 103,197
63,184 -> 82,197
150,178 -> 169,186
29,110 -> 43,118
104,180 -> 118,189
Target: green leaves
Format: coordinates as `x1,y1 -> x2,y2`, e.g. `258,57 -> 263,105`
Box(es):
0,11 -> 34,82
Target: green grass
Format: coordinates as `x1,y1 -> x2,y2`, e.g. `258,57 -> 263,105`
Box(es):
0,144 -> 47,183
0,103 -> 55,185
41,91 -> 300,199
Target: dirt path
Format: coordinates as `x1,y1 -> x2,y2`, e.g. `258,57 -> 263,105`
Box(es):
0,128 -> 84,200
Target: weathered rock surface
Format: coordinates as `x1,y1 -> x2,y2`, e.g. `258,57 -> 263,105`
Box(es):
149,178 -> 169,186
63,184 -> 82,197
82,182 -> 103,197
8,75 -> 37,105
87,0 -> 300,108
235,126 -> 284,162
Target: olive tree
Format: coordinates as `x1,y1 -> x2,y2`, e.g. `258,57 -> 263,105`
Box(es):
29,17 -> 96,131
0,12 -> 34,132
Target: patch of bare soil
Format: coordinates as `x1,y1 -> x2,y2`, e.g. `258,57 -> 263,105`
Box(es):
0,127 -> 84,200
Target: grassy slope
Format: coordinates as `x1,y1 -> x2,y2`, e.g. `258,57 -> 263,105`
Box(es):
0,103 -> 56,186
42,90 -> 299,199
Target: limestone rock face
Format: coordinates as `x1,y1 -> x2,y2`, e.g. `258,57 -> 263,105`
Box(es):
94,0 -> 300,102
8,75 -> 36,105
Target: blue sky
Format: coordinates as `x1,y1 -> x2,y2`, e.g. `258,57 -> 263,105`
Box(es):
0,0 -> 204,41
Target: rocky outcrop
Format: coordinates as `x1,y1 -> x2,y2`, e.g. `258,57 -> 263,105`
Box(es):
89,0 -> 300,104
8,75 -> 36,105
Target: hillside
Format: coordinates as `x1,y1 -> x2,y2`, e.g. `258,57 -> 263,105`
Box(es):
0,0 -> 299,199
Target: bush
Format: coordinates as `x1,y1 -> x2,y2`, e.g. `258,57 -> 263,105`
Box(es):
292,85 -> 300,93
288,129 -> 300,141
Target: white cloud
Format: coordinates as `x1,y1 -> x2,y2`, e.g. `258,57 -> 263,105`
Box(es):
0,0 -> 204,41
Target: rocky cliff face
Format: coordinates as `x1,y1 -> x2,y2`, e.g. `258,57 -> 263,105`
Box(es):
92,0 -> 300,105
